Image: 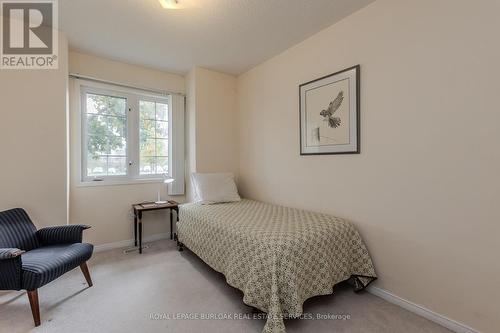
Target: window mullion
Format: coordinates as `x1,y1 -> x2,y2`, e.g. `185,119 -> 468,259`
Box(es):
128,95 -> 140,179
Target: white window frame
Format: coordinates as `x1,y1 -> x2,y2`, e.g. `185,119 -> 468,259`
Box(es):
77,81 -> 173,186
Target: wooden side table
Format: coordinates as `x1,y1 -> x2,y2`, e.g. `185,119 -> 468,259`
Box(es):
132,200 -> 179,254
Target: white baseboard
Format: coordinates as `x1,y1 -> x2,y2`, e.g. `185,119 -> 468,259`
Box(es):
367,286 -> 480,333
93,232 -> 170,253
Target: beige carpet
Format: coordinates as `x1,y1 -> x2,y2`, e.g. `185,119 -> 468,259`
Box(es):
0,240 -> 452,333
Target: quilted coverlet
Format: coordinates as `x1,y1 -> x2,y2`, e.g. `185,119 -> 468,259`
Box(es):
177,199 -> 376,333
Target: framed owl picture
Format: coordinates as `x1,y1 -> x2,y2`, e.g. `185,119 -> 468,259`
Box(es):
299,65 -> 360,155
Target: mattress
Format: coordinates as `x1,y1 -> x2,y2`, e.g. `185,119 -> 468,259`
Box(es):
177,199 -> 377,333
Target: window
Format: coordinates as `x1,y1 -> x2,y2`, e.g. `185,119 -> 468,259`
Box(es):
84,93 -> 128,177
139,100 -> 169,175
75,81 -> 184,194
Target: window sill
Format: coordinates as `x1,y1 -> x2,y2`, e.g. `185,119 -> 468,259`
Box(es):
75,178 -> 165,188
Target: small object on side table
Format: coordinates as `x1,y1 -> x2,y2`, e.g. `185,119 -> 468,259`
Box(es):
155,175 -> 174,204
132,200 -> 179,254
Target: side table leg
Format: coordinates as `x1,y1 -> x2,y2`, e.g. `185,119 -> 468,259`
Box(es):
138,211 -> 143,254
170,209 -> 173,240
134,213 -> 138,247
139,221 -> 143,254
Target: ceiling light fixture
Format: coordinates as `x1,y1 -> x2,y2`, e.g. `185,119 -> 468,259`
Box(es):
158,0 -> 181,9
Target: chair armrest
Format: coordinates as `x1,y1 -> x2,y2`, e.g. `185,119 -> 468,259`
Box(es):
0,248 -> 23,290
36,225 -> 91,245
0,248 -> 25,260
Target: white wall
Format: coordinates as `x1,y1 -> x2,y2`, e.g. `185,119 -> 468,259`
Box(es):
194,68 -> 238,175
185,67 -> 239,201
68,51 -> 185,245
0,34 -> 69,228
237,0 -> 500,332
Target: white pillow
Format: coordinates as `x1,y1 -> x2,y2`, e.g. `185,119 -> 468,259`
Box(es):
191,173 -> 241,204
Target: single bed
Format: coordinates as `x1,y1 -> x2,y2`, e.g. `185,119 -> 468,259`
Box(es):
177,199 -> 377,333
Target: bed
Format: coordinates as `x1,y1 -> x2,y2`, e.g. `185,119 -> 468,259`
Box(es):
177,199 -> 377,333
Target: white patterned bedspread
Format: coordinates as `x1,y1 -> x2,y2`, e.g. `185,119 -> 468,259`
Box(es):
177,199 -> 376,333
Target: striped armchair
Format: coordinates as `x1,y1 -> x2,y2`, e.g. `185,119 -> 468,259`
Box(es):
0,208 -> 94,326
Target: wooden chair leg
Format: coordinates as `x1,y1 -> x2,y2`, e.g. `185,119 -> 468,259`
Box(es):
80,262 -> 93,287
27,290 -> 40,327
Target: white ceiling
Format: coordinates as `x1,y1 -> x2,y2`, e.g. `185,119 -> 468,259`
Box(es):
59,0 -> 375,75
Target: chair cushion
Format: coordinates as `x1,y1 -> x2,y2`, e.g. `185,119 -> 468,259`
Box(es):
21,243 -> 93,290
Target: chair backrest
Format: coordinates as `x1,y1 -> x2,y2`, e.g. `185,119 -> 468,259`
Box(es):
0,208 -> 40,251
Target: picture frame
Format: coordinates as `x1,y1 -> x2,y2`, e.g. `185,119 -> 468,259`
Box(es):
299,65 -> 360,155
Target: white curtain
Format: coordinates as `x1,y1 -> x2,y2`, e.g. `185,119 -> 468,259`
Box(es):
169,94 -> 186,195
